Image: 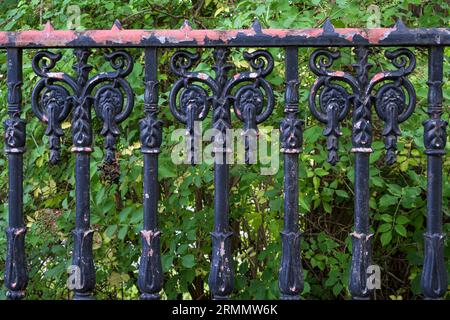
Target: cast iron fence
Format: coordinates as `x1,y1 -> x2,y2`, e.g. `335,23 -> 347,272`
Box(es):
1,19 -> 449,300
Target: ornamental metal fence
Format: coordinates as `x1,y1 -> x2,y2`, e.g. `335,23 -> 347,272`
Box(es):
1,19 -> 448,300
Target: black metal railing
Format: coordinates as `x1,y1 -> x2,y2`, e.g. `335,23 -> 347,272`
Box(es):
1,19 -> 448,300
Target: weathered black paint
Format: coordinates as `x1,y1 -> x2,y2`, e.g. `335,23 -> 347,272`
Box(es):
0,19 -> 449,48
138,48 -> 164,300
279,47 -> 304,300
421,46 -> 447,300
4,48 -> 28,300
71,48 -> 95,300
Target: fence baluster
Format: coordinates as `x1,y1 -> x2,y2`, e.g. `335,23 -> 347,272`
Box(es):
279,47 -> 304,300
71,48 -> 96,300
421,46 -> 447,300
348,47 -> 373,300
209,48 -> 234,300
138,48 -> 164,300
4,48 -> 28,300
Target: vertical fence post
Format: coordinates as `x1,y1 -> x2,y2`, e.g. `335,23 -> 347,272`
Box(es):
349,46 -> 373,300
4,48 -> 28,300
138,47 -> 164,300
208,48 -> 234,300
279,47 -> 304,300
71,48 -> 95,300
421,46 -> 447,300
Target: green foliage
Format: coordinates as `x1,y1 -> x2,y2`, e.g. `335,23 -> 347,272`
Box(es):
0,0 -> 449,300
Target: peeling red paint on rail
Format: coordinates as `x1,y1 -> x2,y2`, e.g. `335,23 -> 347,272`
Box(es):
0,25 -> 449,47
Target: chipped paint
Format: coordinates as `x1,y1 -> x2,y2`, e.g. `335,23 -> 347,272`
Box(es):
371,72 -> 386,83
141,229 -> 161,246
197,73 -> 209,80
332,71 -> 345,77
350,231 -> 374,239
47,72 -> 64,79
0,26 -> 449,47
220,241 -> 225,256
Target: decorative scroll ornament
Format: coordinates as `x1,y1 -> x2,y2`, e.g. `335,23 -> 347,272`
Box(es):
280,77 -> 304,154
308,43 -> 416,300
31,49 -> 134,163
308,47 -> 416,164
140,80 -> 163,154
169,51 -> 213,164
308,49 -> 352,165
4,117 -> 26,154
211,48 -> 233,156
169,49 -> 274,164
5,76 -> 26,155
169,47 -> 274,299
232,50 -> 274,163
280,115 -> 303,154
30,48 -> 134,299
423,118 -> 447,155
374,49 -> 416,164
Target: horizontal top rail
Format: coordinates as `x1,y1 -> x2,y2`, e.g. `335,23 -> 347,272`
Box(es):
0,20 -> 449,48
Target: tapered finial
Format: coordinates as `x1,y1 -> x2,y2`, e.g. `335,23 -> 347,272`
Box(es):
251,19 -> 263,33
181,20 -> 193,31
44,21 -> 54,32
394,19 -> 407,30
111,19 -> 123,31
323,18 -> 335,34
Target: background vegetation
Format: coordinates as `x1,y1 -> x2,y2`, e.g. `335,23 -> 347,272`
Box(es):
0,0 -> 448,300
